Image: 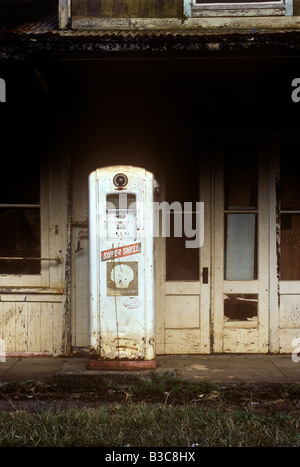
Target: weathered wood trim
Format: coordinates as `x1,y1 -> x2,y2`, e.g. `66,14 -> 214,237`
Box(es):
164,282 -> 200,295
0,294 -> 63,302
192,0 -> 284,8
224,319 -> 257,328
223,281 -> 258,294
257,143 -> 270,352
154,236 -> 165,354
71,16 -> 184,28
0,288 -> 64,294
183,15 -> 300,27
62,153 -> 72,355
154,173 -> 166,355
59,0 -> 72,29
286,0 -> 293,14
191,8 -> 285,15
280,281 -> 300,294
191,0 -> 291,16
71,15 -> 300,31
269,138 -> 280,353
212,146 -> 224,353
184,0 -> 192,16
199,143 -> 212,354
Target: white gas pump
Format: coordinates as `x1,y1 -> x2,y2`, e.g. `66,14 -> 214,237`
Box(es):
88,166 -> 157,370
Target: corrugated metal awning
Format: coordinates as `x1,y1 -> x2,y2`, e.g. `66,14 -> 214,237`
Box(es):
1,0 -> 300,59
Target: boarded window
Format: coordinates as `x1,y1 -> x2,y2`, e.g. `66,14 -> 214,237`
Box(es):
224,144 -> 258,280
224,294 -> 258,321
280,143 -> 300,281
0,155 -> 40,275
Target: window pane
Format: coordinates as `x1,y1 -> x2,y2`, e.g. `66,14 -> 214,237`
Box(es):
280,143 -> 300,211
165,150 -> 199,281
224,144 -> 258,210
280,214 -> 300,280
166,212 -> 199,281
224,294 -> 258,321
225,213 -> 257,280
0,154 -> 40,204
0,208 -> 40,274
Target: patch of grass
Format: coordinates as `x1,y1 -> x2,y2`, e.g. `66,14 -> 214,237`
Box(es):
0,404 -> 299,447
283,384 -> 300,396
118,371 -> 222,402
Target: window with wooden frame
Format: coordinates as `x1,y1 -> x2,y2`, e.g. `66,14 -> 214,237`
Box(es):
0,140 -> 50,288
184,0 -> 292,17
0,154 -> 41,275
223,143 -> 258,282
279,143 -> 300,281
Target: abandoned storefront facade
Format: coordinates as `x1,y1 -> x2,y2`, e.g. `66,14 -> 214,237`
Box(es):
0,0 -> 300,358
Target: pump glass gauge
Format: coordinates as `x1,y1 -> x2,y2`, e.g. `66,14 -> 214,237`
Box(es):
113,173 -> 128,188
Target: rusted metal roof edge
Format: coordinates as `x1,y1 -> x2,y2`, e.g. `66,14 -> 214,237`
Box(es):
2,28 -> 300,60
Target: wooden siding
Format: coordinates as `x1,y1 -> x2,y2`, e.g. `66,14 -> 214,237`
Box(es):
0,299 -> 64,356
72,0 -> 183,18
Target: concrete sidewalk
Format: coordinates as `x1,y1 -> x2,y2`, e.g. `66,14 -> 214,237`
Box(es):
0,354 -> 300,387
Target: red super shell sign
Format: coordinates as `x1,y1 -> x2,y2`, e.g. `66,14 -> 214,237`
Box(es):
101,242 -> 141,261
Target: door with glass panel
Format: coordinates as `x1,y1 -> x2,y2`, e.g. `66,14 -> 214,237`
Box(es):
269,141 -> 300,352
213,141 -> 269,353
155,144 -> 211,354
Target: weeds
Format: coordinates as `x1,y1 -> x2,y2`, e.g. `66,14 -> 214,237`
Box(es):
0,375 -> 299,447
283,384 -> 300,396
117,371 -> 222,403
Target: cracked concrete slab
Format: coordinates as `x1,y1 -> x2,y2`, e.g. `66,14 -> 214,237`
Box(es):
0,355 -> 299,387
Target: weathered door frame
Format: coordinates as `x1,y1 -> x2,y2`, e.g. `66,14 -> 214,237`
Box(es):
211,136 -> 269,353
269,135 -> 300,353
155,143 -> 211,354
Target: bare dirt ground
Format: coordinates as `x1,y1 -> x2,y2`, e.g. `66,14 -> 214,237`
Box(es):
0,380 -> 299,415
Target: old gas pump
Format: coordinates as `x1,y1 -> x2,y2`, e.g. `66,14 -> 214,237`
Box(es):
88,166 -> 157,370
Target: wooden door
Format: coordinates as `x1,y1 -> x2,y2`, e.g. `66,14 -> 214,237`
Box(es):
212,139 -> 269,353
155,146 -> 211,354
269,140 -> 300,353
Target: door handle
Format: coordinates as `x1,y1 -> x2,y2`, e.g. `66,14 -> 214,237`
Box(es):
202,267 -> 209,284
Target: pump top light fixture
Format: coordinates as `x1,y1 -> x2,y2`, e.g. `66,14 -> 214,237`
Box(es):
113,173 -> 128,188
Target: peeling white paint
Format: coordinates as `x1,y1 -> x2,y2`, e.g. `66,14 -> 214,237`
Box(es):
89,166 -> 155,361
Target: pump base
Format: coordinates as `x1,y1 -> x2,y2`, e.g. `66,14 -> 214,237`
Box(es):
87,359 -> 157,371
